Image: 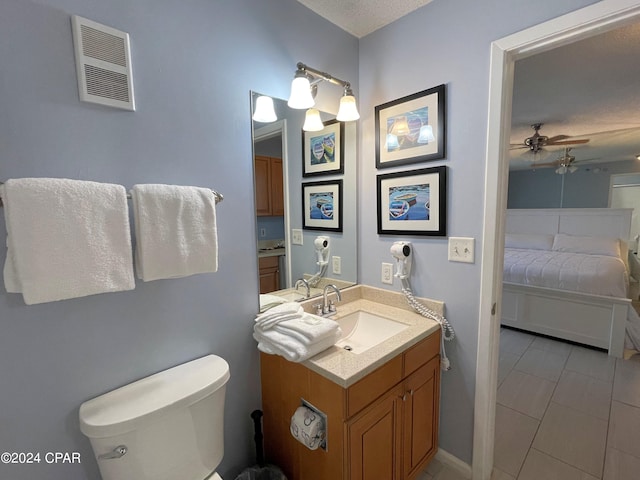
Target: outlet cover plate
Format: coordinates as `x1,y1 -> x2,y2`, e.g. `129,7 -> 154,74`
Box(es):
382,263 -> 393,284
332,256 -> 341,275
292,229 -> 303,245
448,237 -> 475,263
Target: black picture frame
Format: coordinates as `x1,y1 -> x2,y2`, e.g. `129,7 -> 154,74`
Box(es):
375,84 -> 446,169
377,166 -> 447,236
302,119 -> 344,177
302,179 -> 343,232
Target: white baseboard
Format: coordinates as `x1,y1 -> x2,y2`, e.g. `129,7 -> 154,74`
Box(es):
435,448 -> 472,479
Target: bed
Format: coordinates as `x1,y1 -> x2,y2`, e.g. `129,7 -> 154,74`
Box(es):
501,208 -> 634,357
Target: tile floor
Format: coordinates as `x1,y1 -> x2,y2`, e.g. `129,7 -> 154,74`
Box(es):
414,327 -> 640,480
493,327 -> 640,479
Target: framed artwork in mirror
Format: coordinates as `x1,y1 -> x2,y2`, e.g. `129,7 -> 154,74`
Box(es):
375,84 -> 446,168
303,119 -> 344,177
377,166 -> 447,236
302,179 -> 343,232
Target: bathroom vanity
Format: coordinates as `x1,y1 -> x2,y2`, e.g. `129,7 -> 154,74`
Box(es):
259,285 -> 442,480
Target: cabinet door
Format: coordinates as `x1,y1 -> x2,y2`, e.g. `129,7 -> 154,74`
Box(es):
347,386 -> 402,480
259,256 -> 280,293
255,155 -> 272,216
402,356 -> 440,479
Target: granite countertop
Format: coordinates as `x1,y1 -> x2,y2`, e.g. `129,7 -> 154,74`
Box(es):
257,247 -> 286,258
298,285 -> 443,387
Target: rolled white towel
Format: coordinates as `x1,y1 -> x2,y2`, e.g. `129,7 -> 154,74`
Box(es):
253,329 -> 341,362
255,302 -> 304,329
271,313 -> 340,345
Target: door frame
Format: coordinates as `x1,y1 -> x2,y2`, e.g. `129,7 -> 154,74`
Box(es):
473,1 -> 640,478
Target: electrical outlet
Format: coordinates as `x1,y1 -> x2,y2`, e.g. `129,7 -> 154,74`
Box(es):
382,263 -> 393,284
260,228 -> 266,237
332,256 -> 341,275
448,237 -> 475,263
292,229 -> 303,245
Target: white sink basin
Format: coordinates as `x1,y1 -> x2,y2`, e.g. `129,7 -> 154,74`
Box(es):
334,310 -> 409,354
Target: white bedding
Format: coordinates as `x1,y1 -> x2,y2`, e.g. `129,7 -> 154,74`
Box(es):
504,248 -> 629,298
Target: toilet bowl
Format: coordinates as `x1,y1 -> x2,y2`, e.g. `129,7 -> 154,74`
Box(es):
79,355 -> 230,480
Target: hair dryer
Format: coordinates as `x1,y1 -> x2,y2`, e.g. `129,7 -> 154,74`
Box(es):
390,241 -> 412,279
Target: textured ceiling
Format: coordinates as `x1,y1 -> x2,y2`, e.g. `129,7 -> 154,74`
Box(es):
509,21 -> 640,170
295,0 -> 433,38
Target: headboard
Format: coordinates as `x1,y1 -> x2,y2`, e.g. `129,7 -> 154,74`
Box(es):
506,208 -> 633,241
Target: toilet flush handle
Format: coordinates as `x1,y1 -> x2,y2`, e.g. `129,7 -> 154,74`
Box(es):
98,445 -> 127,460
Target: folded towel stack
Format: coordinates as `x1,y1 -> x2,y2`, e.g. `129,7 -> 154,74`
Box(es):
253,302 -> 342,362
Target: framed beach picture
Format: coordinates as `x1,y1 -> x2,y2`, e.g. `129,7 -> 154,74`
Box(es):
375,84 -> 446,169
302,179 -> 343,232
377,166 -> 447,236
302,119 -> 344,177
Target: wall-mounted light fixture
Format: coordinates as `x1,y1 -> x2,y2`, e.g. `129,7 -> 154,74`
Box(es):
252,95 -> 277,123
636,153 -> 640,161
288,62 -> 359,131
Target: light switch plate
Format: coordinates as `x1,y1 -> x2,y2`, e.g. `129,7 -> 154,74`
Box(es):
448,237 -> 475,263
292,229 -> 303,245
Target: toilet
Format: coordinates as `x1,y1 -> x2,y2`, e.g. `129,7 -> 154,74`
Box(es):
79,354 -> 230,480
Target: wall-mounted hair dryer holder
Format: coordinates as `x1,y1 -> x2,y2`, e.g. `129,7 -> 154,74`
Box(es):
390,241 -> 412,279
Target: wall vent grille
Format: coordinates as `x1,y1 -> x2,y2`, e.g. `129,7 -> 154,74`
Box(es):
71,15 -> 135,111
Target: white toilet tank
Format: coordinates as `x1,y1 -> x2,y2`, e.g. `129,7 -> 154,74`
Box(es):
79,355 -> 230,480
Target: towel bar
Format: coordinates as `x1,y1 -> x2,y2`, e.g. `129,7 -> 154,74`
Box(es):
0,181 -> 224,207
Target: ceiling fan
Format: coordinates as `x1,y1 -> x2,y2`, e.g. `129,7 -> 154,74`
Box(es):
511,123 -> 590,154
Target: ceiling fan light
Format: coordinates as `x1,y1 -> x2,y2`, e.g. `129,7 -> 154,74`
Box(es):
252,95 -> 277,123
568,165 -> 578,173
302,108 -> 324,132
555,165 -> 568,175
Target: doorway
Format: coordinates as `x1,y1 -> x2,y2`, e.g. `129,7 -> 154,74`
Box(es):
474,2 -> 640,479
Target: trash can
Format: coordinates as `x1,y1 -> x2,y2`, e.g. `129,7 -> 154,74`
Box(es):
235,410 -> 287,480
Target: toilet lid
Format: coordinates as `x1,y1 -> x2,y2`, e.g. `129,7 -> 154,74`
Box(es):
79,355 -> 230,438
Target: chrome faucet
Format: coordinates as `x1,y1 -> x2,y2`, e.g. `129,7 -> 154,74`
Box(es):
321,284 -> 342,315
295,278 -> 310,298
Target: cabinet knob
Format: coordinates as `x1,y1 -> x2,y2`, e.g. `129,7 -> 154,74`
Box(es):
409,389 -> 414,396
399,393 -> 407,401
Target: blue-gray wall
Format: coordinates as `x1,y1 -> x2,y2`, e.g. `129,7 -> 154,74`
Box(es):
508,160 -> 640,208
357,0 -> 597,464
0,1 -> 357,479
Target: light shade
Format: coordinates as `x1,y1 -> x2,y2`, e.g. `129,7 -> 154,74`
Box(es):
303,108 -> 324,132
390,117 -> 410,136
252,95 -> 277,123
288,76 -> 315,109
385,133 -> 399,150
418,125 -> 435,144
336,95 -> 360,121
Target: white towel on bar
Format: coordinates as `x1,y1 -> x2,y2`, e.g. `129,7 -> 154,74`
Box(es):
131,184 -> 218,281
1,178 -> 135,305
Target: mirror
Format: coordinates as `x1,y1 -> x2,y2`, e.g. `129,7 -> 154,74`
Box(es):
251,91 -> 357,307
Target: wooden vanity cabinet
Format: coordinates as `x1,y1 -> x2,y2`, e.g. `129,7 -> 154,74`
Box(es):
258,255 -> 280,293
255,155 -> 284,216
259,329 -> 440,480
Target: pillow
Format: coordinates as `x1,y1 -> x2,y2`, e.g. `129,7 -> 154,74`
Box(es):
552,233 -> 621,258
505,233 -> 554,250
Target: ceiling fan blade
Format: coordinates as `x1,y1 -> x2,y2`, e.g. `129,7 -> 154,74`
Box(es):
531,161 -> 559,168
547,138 -> 590,146
546,135 -> 570,143
509,145 -> 528,150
